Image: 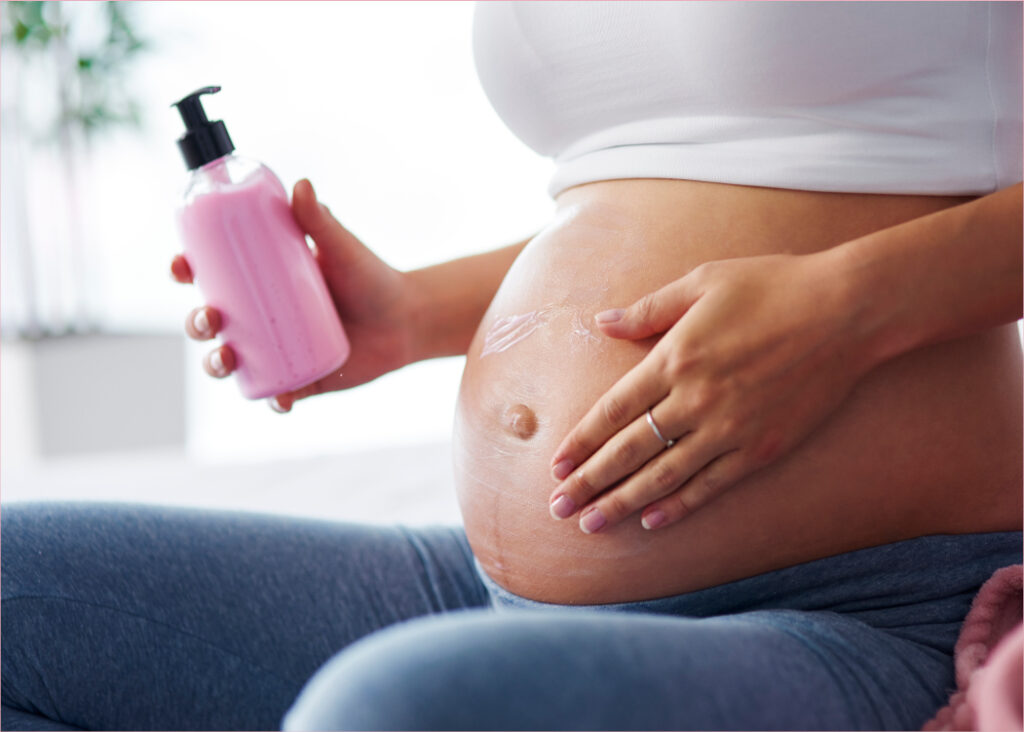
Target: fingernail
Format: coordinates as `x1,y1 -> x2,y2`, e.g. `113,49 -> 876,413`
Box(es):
269,396 -> 291,414
641,510 -> 667,530
552,459 -> 575,481
209,349 -> 224,374
194,309 -> 210,335
549,494 -> 576,520
595,308 -> 624,324
580,506 -> 607,534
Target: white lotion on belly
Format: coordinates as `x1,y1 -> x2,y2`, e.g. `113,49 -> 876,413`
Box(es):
481,309 -> 551,356
569,312 -> 600,347
480,304 -> 606,358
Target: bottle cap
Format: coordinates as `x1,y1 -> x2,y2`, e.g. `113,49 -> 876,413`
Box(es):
172,86 -> 235,170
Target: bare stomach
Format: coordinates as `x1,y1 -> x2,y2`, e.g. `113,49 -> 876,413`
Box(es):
454,179 -> 1023,605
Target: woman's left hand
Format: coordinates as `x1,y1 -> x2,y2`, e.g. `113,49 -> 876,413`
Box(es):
548,251 -> 878,534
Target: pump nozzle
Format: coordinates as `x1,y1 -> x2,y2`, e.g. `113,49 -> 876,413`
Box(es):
172,86 -> 235,170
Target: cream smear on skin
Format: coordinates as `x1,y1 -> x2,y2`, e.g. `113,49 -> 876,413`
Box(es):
481,309 -> 552,357
480,305 -> 604,358
569,312 -> 600,347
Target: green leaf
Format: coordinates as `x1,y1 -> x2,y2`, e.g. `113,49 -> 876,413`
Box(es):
8,0 -> 150,141
4,1 -> 56,46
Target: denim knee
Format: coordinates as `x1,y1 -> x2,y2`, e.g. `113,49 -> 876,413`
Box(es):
282,609 -> 588,731
281,604 -> 958,731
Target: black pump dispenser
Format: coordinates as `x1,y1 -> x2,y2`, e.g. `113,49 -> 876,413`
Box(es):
173,86 -> 235,170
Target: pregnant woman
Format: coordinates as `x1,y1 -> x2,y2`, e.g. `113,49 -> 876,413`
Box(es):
3,3 -> 1021,730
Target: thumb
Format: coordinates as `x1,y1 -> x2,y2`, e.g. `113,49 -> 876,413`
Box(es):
291,177 -> 331,241
291,179 -> 405,319
596,277 -> 702,340
291,178 -> 368,275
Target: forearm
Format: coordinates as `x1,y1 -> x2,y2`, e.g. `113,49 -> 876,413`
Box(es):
405,238 -> 530,361
831,183 -> 1023,369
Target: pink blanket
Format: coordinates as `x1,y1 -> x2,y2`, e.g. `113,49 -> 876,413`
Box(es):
923,564 -> 1023,732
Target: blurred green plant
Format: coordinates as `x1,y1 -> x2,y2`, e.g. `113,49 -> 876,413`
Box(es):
2,1 -> 151,337
2,0 -> 149,141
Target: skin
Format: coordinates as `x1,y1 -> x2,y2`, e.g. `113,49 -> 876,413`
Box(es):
455,181 -> 1021,602
174,177 -> 1022,604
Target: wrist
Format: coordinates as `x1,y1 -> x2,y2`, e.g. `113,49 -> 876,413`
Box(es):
819,185 -> 1023,371
402,262 -> 485,363
815,243 -> 915,376
824,232 -> 937,375
402,267 -> 442,364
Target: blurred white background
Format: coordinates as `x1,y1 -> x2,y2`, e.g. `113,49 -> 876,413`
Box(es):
1,1 -> 553,518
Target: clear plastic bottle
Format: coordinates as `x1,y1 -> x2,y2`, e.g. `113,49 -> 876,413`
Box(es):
173,86 -> 350,399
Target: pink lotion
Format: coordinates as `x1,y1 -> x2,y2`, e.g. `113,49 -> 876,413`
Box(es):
173,86 -> 349,399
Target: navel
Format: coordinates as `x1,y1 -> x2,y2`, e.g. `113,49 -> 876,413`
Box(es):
504,404 -> 538,440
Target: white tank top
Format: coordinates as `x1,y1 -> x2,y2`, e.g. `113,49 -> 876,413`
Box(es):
472,1 -> 1023,198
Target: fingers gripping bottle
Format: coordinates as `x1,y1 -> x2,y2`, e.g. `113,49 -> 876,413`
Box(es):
173,86 -> 350,399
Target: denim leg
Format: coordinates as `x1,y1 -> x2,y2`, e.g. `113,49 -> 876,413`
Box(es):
1,502 -> 485,731
284,531 -> 1020,731
283,606 -> 951,731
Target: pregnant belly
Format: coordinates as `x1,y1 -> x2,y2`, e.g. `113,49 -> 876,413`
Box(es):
454,180 -> 1023,605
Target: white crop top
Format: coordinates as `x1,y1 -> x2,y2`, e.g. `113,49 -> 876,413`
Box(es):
472,1 -> 1023,198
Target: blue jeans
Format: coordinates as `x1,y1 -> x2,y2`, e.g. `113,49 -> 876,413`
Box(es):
1,503 -> 1019,731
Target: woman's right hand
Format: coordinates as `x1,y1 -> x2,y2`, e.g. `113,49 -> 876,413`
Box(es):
171,178 -> 418,412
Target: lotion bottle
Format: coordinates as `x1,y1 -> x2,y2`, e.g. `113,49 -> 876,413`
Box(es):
173,86 -> 350,400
